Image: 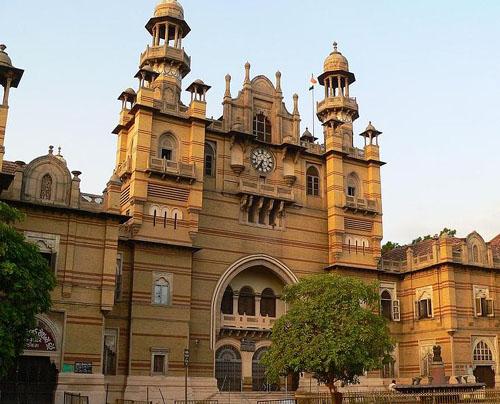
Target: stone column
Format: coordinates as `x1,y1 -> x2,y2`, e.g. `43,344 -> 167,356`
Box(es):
232,292 -> 239,316
2,77 -> 12,106
255,295 -> 261,317
174,26 -> 179,48
345,78 -> 349,97
337,76 -> 342,96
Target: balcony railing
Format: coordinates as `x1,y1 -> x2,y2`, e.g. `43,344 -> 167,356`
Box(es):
344,195 -> 378,213
147,157 -> 196,181
301,141 -> 325,154
317,96 -> 358,112
221,313 -> 275,330
140,45 -> 191,69
342,145 -> 365,159
239,179 -> 294,202
116,157 -> 132,179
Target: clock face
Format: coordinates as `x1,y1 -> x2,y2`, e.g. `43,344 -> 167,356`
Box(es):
251,148 -> 275,174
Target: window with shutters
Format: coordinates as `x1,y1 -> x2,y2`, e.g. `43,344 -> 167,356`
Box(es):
380,285 -> 400,322
306,166 -> 320,196
415,287 -> 433,320
253,113 -> 272,143
474,286 -> 494,318
204,142 -> 216,177
158,133 -> 177,161
152,273 -> 172,306
103,329 -> 118,375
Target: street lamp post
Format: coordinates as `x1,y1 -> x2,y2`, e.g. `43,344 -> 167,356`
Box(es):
184,348 -> 190,404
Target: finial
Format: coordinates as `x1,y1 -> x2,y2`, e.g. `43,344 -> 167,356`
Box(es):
224,74 -> 231,98
244,62 -> 251,85
48,145 -> 54,155
57,146 -> 62,156
293,93 -> 299,114
275,71 -> 282,92
0,44 -> 6,52
333,42 -> 338,52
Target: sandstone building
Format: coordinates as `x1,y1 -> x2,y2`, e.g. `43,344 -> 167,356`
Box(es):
0,1 -> 499,403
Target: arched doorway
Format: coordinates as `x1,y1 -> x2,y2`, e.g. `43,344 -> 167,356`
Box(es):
215,345 -> 242,392
473,340 -> 496,388
252,347 -> 278,391
0,356 -> 58,404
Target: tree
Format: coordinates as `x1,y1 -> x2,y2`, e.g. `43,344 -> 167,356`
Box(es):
411,228 -> 457,245
262,274 -> 393,398
0,202 -> 55,377
381,241 -> 400,255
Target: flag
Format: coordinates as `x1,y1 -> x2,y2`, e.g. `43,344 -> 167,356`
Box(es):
309,74 -> 318,91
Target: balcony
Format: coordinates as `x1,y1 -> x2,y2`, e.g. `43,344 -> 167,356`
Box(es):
146,157 -> 196,182
140,45 -> 191,75
317,96 -> 358,112
239,179 -> 294,202
344,195 -> 378,214
342,145 -> 365,159
220,314 -> 275,339
116,157 -> 132,180
301,141 -> 325,155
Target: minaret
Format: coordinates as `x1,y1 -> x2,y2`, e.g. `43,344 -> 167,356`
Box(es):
0,44 -> 24,190
317,43 -> 384,269
142,0 -> 191,108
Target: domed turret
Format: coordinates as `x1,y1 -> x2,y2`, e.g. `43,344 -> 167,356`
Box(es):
323,42 -> 349,72
154,0 -> 184,20
0,45 -> 13,67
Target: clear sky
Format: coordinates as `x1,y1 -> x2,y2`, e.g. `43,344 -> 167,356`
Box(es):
1,0 -> 499,244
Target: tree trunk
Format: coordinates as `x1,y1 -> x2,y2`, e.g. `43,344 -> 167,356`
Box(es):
327,382 -> 343,404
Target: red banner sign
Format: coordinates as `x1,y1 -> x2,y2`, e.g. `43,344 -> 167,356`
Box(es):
25,326 -> 57,351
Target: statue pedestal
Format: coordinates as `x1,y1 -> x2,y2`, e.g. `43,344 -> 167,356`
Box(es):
430,361 -> 447,385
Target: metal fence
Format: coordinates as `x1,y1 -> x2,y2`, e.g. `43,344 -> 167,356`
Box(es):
115,400 -> 151,404
257,390 -> 500,404
174,401 -> 219,404
64,392 -> 89,404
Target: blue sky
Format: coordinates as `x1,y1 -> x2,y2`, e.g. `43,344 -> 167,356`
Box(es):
1,0 -> 499,244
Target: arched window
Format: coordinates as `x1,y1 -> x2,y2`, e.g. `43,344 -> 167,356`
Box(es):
153,277 -> 170,305
204,142 -> 216,177
306,166 -> 320,196
346,173 -> 360,198
238,286 -> 255,316
40,174 -> 53,200
260,288 -> 276,317
221,286 -> 234,315
380,290 -> 392,320
473,341 -> 493,362
215,345 -> 242,391
158,133 -> 177,161
253,113 -> 271,143
472,245 -> 479,263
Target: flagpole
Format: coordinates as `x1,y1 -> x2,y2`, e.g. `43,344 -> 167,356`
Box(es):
312,84 -> 315,140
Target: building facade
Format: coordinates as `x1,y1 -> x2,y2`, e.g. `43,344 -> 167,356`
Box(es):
0,1 -> 499,403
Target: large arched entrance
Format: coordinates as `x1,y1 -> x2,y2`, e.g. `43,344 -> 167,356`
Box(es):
215,345 -> 242,391
473,340 -> 496,388
211,254 -> 299,392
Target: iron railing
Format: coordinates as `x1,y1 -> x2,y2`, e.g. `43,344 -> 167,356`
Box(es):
174,401 -> 218,404
258,389 -> 500,404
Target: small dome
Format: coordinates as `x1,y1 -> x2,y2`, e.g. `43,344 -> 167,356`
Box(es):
323,42 -> 349,72
194,79 -> 205,84
155,0 -> 184,20
124,87 -> 136,95
0,44 -> 13,67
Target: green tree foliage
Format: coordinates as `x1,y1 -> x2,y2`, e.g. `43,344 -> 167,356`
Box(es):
381,241 -> 400,255
0,202 -> 55,376
411,228 -> 457,245
262,274 -> 393,396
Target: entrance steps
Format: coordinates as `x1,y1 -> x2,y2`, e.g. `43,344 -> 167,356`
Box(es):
208,391 -> 295,404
